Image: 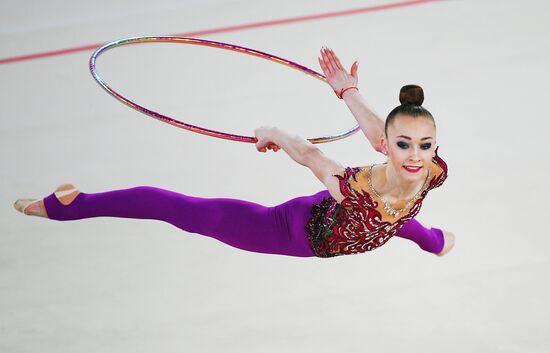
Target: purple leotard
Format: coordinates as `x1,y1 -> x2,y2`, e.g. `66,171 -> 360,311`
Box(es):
43,187 -> 444,258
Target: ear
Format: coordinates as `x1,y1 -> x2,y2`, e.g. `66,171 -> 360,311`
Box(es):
379,136 -> 388,155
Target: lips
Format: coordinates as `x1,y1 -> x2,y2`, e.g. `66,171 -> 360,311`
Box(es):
403,166 -> 422,173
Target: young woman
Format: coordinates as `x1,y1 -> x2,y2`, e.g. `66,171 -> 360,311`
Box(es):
14,47 -> 455,258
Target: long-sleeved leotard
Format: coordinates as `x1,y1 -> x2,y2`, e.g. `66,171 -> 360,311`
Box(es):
41,148 -> 447,258
43,187 -> 444,258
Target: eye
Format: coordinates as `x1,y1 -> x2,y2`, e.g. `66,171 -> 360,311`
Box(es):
397,141 -> 409,149
421,143 -> 432,150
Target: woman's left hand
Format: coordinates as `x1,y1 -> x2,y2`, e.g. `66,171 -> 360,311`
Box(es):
254,126 -> 280,153
318,47 -> 358,94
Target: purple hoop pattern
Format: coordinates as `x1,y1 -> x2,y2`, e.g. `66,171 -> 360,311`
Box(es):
89,36 -> 360,144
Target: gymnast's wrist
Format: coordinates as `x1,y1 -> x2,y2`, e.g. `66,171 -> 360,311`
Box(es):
335,86 -> 359,99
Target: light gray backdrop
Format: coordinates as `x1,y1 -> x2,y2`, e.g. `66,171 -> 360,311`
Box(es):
1,0 -> 549,352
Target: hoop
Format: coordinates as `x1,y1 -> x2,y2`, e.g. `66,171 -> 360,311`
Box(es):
89,36 -> 360,144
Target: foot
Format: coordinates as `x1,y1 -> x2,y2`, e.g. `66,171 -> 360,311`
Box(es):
436,230 -> 455,256
14,184 -> 81,218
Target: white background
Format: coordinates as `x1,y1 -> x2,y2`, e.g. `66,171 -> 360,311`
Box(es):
1,0 -> 549,352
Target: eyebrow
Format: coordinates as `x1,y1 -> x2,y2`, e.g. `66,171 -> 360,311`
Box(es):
397,135 -> 433,141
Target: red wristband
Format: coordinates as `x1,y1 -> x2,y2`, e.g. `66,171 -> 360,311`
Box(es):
335,86 -> 358,99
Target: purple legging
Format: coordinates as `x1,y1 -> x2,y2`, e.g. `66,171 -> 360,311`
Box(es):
43,187 -> 444,257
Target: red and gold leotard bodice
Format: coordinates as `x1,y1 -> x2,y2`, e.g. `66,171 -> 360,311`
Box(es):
305,147 -> 448,258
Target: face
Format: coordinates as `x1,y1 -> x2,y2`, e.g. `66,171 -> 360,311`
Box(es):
382,114 -> 436,182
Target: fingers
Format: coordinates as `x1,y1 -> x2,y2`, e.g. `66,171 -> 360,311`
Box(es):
255,137 -> 267,152
318,56 -> 331,76
257,146 -> 279,153
350,61 -> 359,78
319,47 -> 346,73
321,47 -> 338,73
326,48 -> 344,71
256,143 -> 266,152
256,141 -> 280,153
319,49 -> 333,76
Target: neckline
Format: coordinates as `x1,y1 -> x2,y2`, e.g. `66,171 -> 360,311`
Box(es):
365,163 -> 430,212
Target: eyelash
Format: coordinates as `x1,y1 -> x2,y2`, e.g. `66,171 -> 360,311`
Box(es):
397,141 -> 432,150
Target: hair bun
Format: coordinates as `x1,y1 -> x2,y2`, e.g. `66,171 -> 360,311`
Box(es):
399,84 -> 424,106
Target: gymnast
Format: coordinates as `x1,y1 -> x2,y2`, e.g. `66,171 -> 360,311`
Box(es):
14,47 -> 455,258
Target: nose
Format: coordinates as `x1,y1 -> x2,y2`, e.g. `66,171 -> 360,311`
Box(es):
409,145 -> 421,161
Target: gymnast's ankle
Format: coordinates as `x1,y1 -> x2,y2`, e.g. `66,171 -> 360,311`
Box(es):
54,184 -> 81,205
14,184 -> 81,218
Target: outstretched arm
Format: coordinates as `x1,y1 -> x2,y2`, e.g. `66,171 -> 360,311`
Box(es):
395,218 -> 455,256
254,126 -> 346,202
318,47 -> 385,154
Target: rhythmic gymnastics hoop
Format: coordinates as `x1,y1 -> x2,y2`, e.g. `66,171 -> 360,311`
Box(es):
89,36 -> 360,144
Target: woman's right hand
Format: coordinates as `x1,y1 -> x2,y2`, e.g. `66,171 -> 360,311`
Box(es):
318,47 -> 358,95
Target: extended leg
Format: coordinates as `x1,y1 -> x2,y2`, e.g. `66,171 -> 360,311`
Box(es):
42,186 -> 316,257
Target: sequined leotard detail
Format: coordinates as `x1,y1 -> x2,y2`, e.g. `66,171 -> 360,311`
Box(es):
305,147 -> 448,258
